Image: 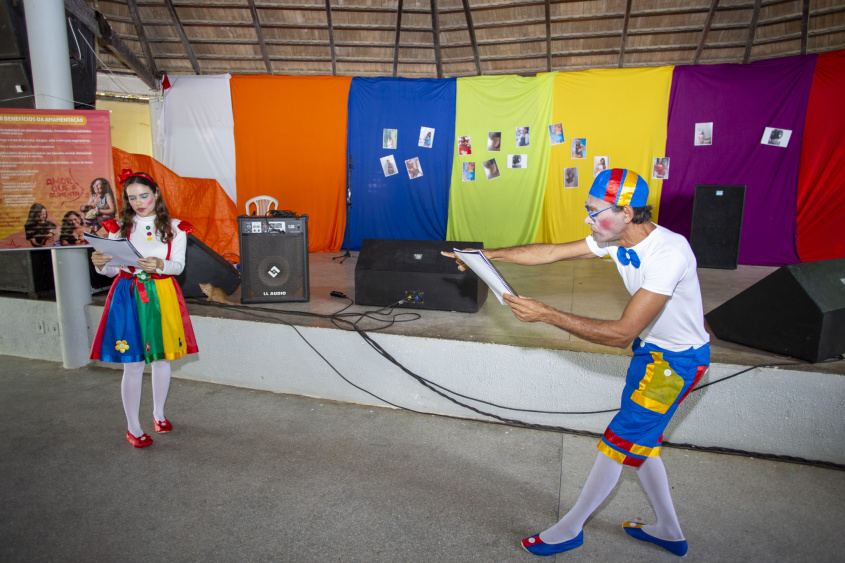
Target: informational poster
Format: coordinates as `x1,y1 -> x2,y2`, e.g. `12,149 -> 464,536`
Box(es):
0,108 -> 113,251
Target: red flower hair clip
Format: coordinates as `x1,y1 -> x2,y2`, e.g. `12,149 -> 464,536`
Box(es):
117,168 -> 134,184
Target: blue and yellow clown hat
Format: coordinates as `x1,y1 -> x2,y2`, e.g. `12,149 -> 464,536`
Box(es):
589,169 -> 649,207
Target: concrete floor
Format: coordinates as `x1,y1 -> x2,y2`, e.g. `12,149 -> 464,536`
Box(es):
2,355 -> 843,562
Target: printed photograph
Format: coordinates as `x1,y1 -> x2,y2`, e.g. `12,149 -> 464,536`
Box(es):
383,128 -> 398,149
694,122 -> 713,146
482,158 -> 501,180
564,167 -> 579,188
487,131 -> 502,152
652,157 -> 669,180
380,155 -> 398,177
548,123 -> 564,145
405,157 -> 423,179
458,135 -> 472,155
507,154 -> 527,169
761,127 -> 791,148
593,156 -> 608,177
571,138 -> 586,159
462,162 -> 476,182
515,127 -> 530,147
419,126 -> 435,148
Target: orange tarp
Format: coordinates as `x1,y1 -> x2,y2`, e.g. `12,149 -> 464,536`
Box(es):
230,75 -> 353,252
111,148 -> 240,262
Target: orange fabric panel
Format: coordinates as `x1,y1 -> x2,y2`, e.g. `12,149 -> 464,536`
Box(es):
111,148 -> 240,262
230,75 -> 353,252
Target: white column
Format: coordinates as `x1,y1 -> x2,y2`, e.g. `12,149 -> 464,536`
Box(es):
25,0 -> 93,368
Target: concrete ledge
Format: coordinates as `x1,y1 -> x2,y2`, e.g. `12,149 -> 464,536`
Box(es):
1,295 -> 843,464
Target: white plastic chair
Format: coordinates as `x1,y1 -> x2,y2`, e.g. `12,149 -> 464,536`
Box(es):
245,195 -> 278,216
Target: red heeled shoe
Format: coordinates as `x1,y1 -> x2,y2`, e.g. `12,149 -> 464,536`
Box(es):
154,418 -> 172,433
126,431 -> 153,448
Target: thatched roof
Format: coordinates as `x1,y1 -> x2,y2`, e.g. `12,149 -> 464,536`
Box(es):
69,0 -> 845,89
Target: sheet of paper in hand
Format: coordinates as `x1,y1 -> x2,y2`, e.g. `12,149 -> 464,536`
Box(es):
83,233 -> 143,267
453,249 -> 517,305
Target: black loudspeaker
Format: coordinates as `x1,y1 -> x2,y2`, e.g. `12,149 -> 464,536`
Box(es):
238,215 -> 309,303
0,250 -> 54,297
0,60 -> 33,108
689,185 -> 746,269
705,258 -> 845,362
175,234 -> 241,298
355,238 -> 488,313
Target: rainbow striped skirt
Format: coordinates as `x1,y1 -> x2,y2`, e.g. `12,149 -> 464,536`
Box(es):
90,271 -> 198,364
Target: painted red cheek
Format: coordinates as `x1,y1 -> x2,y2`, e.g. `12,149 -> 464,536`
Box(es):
598,217 -> 613,230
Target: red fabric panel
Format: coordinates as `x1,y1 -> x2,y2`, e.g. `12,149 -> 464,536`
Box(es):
230,75 -> 353,252
111,148 -> 240,262
797,50 -> 845,262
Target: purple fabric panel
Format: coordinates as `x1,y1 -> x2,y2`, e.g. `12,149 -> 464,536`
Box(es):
662,55 -> 817,266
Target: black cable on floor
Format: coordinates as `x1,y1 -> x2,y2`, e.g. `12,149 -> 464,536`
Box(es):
185,298 -> 845,471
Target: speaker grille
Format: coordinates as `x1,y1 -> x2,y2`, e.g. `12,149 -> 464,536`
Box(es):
239,216 -> 309,303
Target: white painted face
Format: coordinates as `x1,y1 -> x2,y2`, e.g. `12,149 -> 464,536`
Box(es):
125,183 -> 157,218
584,195 -> 626,243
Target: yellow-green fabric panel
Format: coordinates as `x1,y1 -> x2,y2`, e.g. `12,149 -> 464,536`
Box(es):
96,99 -> 153,157
447,73 -> 556,248
535,67 -> 674,243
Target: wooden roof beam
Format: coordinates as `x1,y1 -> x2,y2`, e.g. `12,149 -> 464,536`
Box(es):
248,0 -> 272,73
743,0 -> 762,63
695,0 -> 720,64
126,0 -> 158,77
462,0 -> 482,75
431,0 -> 443,79
544,0 -> 552,72
324,0 -> 337,75
801,0 -> 810,55
163,0 -> 201,74
619,0 -> 632,68
392,0 -> 404,77
63,0 -> 157,88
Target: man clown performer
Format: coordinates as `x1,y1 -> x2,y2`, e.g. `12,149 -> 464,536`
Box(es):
444,168 -> 710,557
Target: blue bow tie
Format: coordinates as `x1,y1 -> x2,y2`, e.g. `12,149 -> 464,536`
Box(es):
617,247 -> 641,268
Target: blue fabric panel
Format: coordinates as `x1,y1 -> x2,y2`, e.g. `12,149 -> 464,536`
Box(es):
346,77 -> 456,250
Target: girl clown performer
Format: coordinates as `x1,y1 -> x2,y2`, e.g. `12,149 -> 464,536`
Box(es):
90,171 -> 198,448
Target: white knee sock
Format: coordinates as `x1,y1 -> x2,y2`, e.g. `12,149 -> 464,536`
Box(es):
539,453 -> 623,544
121,362 -> 145,438
151,360 -> 171,423
635,456 -> 684,541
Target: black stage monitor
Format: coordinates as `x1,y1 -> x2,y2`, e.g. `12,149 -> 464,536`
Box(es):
705,258 -> 845,363
355,238 -> 488,313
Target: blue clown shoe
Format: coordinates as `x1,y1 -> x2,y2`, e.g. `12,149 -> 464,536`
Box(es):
623,522 -> 688,556
521,530 -> 584,556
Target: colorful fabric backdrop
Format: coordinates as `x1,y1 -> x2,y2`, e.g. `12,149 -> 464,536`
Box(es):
345,77 -> 456,250
535,67 -> 674,244
447,74 -> 556,248
660,56 -> 817,266
231,75 -> 353,252
112,148 -> 239,261
157,75 -> 237,203
796,50 -> 845,262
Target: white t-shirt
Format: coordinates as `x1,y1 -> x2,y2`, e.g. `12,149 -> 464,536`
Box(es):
585,224 -> 710,351
99,215 -> 187,278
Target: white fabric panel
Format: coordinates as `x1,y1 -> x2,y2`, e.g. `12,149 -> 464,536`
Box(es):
159,75 -> 237,202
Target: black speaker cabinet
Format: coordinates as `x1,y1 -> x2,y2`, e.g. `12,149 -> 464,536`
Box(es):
238,215 -> 309,303
355,238 -> 488,313
0,249 -> 54,297
705,258 -> 845,362
689,185 -> 746,269
175,234 -> 241,298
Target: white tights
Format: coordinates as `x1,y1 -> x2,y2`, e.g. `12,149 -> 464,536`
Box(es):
539,453 -> 683,544
121,360 -> 171,438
